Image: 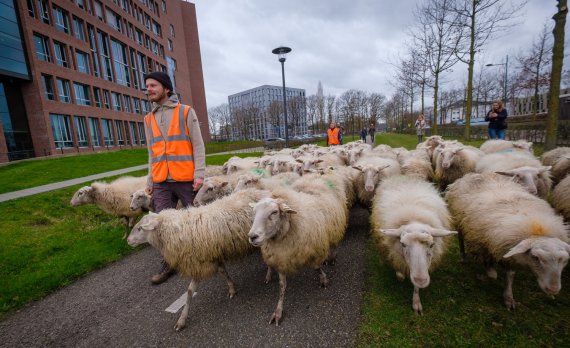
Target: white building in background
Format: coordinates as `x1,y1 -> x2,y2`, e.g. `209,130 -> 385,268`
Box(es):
228,85 -> 307,140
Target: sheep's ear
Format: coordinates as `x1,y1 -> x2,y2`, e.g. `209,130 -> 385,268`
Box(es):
316,159 -> 324,163
539,166 -> 551,174
379,228 -> 401,237
564,242 -> 570,254
495,170 -> 515,177
503,239 -> 532,258
378,164 -> 391,172
140,215 -> 160,230
248,202 -> 256,208
430,228 -> 458,237
221,181 -> 229,187
296,158 -> 303,163
352,165 -> 363,171
280,203 -> 297,214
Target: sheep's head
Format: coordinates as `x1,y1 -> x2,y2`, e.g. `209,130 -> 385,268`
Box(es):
439,147 -> 463,169
353,164 -> 391,192
495,166 -> 551,196
127,213 -> 159,246
380,223 -> 456,289
248,197 -> 297,247
70,186 -> 95,206
193,179 -> 229,206
503,237 -> 570,295
234,174 -> 261,192
130,189 -> 151,211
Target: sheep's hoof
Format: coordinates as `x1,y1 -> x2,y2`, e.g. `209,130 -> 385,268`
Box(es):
174,321 -> 186,332
228,290 -> 236,299
396,272 -> 405,282
320,278 -> 329,288
486,267 -> 498,280
269,310 -> 282,326
264,276 -> 272,284
413,302 -> 423,315
504,296 -> 516,310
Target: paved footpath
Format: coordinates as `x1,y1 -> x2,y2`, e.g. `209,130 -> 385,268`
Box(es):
0,206 -> 369,348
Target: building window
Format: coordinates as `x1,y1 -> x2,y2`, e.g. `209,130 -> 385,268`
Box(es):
97,31 -> 113,81
50,114 -> 73,148
130,121 -> 138,144
129,48 -> 139,89
166,56 -> 176,91
41,74 -> 55,100
169,24 -> 174,37
87,25 -> 100,78
73,17 -> 86,41
101,118 -> 115,145
132,97 -> 141,114
38,0 -> 50,24
76,0 -> 85,9
141,99 -> 149,113
56,78 -> 71,103
94,0 -> 103,20
135,29 -> 143,45
106,8 -> 122,32
111,92 -> 122,111
121,0 -> 129,12
75,50 -> 91,74
74,83 -> 91,106
138,122 -> 146,145
128,23 -> 134,40
53,6 -> 70,33
93,87 -> 102,108
123,95 -> 131,112
111,39 -> 131,87
103,90 -> 110,109
53,41 -> 69,68
75,116 -> 88,147
167,39 -> 173,52
33,34 -> 51,62
88,117 -> 101,146
137,52 -> 147,90
115,120 -> 125,145
27,0 -> 35,17
152,20 -> 161,37
162,1 -> 166,13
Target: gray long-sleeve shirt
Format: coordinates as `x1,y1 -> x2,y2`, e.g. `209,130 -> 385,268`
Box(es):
145,95 -> 206,187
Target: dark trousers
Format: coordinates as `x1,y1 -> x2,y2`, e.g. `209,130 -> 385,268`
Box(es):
152,181 -> 196,213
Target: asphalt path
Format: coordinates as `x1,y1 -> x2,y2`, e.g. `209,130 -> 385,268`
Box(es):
0,206 -> 369,348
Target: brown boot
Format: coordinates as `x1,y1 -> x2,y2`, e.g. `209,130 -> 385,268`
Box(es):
151,260 -> 175,285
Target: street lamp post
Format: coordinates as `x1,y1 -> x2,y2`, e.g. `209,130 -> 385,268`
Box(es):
485,55 -> 508,103
272,46 -> 292,148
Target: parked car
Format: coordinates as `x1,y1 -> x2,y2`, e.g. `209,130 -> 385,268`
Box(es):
454,117 -> 487,126
264,137 -> 286,149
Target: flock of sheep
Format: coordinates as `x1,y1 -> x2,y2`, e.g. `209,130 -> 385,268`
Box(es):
70,136 -> 570,332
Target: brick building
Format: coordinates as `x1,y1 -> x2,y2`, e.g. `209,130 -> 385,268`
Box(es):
0,0 -> 209,163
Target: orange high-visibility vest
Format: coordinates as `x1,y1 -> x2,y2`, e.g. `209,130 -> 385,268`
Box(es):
327,127 -> 340,145
145,104 -> 195,183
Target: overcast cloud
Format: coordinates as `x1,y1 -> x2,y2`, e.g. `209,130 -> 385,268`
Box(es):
191,0 -> 563,108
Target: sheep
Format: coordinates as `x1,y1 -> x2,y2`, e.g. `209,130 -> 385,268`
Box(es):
265,154 -> 296,175
70,175 -> 147,238
480,139 -> 534,155
552,174 -> 570,221
225,156 -> 261,175
370,176 -> 456,314
193,174 -> 240,206
248,186 -> 348,325
233,172 -> 300,192
347,144 -> 373,166
352,156 -> 401,207
401,149 -> 434,181
204,165 -> 225,177
541,147 -> 570,184
417,135 -> 444,160
127,188 -> 270,331
129,189 -> 184,212
434,144 -> 483,189
372,144 -> 399,160
476,152 -> 552,198
446,173 -> 570,309
295,153 -> 345,173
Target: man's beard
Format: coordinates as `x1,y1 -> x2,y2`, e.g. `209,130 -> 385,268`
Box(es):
149,90 -> 168,103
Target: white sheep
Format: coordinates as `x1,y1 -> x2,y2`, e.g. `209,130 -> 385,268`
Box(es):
434,144 -> 482,189
193,174 -> 240,206
480,139 -> 534,155
127,188 -> 270,331
224,156 -> 261,175
370,176 -> 456,314
446,173 -> 570,309
248,185 -> 348,325
476,152 -> 552,198
541,147 -> 570,184
401,149 -> 434,181
552,174 -> 570,221
70,175 -> 147,238
295,153 -> 345,173
233,172 -> 300,192
352,156 -> 401,207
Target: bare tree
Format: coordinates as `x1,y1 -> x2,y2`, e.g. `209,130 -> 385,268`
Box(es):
287,95 -> 306,136
545,0 -> 567,150
326,95 -> 336,124
208,103 -> 231,140
267,100 -> 282,138
368,93 -> 386,125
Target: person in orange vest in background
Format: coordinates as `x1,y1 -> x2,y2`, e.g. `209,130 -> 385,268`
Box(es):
326,121 -> 341,146
143,71 -> 206,284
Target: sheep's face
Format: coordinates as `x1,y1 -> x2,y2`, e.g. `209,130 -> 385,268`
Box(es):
127,214 -> 159,246
248,198 -> 296,247
504,237 -> 570,295
440,148 -> 462,169
193,180 -> 228,206
496,166 -> 550,196
354,165 -> 390,192
129,190 -> 150,211
70,186 -> 94,206
234,175 -> 260,192
381,223 -> 456,289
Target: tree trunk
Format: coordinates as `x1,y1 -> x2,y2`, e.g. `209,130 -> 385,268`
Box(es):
464,0 -> 476,140
433,73 -> 439,134
545,0 -> 567,150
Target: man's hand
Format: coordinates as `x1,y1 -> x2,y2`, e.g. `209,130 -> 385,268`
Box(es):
145,186 -> 153,195
193,178 -> 204,191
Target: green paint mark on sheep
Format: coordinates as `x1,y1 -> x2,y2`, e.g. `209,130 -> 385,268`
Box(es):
325,180 -> 336,190
250,168 -> 266,176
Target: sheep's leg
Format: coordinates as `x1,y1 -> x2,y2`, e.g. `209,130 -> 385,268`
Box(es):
485,261 -> 498,280
120,216 -> 129,239
264,266 -> 273,284
217,263 -> 236,299
325,246 -> 338,266
175,279 -> 197,332
412,286 -> 423,315
316,267 -> 329,287
396,271 -> 405,281
270,273 -> 287,326
503,270 -> 516,310
458,232 -> 466,263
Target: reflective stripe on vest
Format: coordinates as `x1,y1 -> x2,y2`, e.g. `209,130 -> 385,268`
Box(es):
327,128 -> 340,145
144,104 -> 195,183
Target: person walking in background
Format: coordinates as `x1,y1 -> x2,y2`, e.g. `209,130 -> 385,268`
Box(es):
143,71 -> 206,285
326,121 -> 341,146
367,123 -> 376,145
360,127 -> 367,142
485,100 -> 508,140
415,114 -> 426,144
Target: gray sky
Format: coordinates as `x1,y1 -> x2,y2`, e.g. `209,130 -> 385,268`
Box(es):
191,0 -> 562,108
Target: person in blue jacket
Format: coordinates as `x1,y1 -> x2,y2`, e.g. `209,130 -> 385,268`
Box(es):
485,100 -> 508,140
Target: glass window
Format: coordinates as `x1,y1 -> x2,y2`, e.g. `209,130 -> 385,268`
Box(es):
41,74 -> 55,100
76,0 -> 85,9
88,117 -> 101,146
27,0 -> 35,17
75,116 -> 88,147
169,24 -> 174,37
103,90 -> 110,109
87,25 -> 100,78
53,6 -> 70,33
111,39 -> 131,87
76,50 -> 91,74
93,87 -> 102,108
115,120 -> 125,145
53,41 -> 69,68
123,95 -> 131,112
94,0 -> 103,20
73,17 -> 86,41
167,39 -> 172,51
106,8 -> 122,32
38,0 -> 50,24
50,114 -> 73,148
33,34 -> 51,62
135,29 -> 143,45
137,52 -> 147,90
138,122 -> 146,145
74,83 -> 91,106
129,121 -> 138,145
152,20 -> 161,37
129,48 -> 139,89
111,92 -> 122,111
101,118 -> 115,145
97,31 -> 113,81
56,78 -> 71,103
161,0 -> 166,13
132,97 -> 141,114
166,56 -> 176,91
